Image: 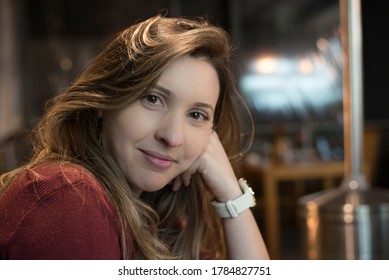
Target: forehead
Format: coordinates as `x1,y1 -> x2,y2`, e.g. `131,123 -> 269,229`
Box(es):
157,56 -> 220,106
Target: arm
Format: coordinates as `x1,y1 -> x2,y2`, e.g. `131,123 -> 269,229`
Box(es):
176,132 -> 270,260
219,188 -> 269,260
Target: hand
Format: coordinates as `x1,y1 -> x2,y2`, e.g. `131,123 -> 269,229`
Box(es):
171,132 -> 242,202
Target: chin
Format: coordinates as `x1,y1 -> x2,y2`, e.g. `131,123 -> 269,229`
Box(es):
140,177 -> 171,193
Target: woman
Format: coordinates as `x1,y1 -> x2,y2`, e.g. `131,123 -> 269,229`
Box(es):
0,15 -> 269,260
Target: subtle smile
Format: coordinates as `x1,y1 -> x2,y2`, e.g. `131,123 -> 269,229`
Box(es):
139,149 -> 176,169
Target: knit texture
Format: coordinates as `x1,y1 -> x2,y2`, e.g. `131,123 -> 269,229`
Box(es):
0,162 -> 121,259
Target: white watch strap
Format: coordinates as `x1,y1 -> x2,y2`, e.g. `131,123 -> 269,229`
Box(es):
211,178 -> 256,218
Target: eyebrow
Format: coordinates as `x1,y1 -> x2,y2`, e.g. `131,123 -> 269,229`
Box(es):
154,84 -> 215,113
193,102 -> 215,114
154,84 -> 172,95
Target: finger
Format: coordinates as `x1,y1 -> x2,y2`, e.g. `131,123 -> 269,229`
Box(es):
181,159 -> 202,186
172,176 -> 183,191
182,172 -> 192,187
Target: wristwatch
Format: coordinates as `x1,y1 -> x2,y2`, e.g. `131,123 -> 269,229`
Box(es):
211,178 -> 256,218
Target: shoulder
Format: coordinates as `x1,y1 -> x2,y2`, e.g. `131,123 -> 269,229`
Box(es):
19,162 -> 102,194
0,161 -> 115,218
0,162 -> 121,259
1,162 -> 109,210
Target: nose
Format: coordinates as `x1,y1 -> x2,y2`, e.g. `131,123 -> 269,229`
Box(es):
155,114 -> 185,147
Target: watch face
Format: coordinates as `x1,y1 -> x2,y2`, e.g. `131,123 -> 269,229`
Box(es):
249,187 -> 256,206
212,178 -> 257,218
239,178 -> 256,207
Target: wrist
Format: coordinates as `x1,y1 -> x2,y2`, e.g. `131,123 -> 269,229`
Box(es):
213,184 -> 243,203
211,178 -> 256,218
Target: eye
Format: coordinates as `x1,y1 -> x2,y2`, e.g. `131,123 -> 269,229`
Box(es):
141,93 -> 164,107
188,111 -> 210,122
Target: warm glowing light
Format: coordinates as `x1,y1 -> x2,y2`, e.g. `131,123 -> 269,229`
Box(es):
343,203 -> 353,212
60,57 -> 73,71
344,213 -> 354,223
254,56 -> 277,74
299,58 -> 314,74
349,180 -> 359,190
240,43 -> 343,119
307,202 -> 317,210
317,38 -> 329,51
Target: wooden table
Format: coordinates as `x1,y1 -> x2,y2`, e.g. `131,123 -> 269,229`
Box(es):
249,160 -> 344,259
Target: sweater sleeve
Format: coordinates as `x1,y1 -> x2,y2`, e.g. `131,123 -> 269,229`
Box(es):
4,178 -> 122,260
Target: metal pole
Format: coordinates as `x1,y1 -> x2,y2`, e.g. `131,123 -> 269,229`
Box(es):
340,0 -> 368,190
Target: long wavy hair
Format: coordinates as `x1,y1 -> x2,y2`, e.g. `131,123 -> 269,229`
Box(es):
0,15 -> 254,259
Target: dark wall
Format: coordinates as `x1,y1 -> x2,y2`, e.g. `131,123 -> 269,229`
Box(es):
362,0 -> 389,123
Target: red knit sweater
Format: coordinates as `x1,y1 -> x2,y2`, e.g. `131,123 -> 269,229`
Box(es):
0,162 -> 122,259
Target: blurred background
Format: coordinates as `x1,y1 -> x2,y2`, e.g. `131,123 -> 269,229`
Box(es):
1,0 -> 389,259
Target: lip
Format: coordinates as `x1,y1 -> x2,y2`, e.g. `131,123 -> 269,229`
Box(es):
139,149 -> 176,169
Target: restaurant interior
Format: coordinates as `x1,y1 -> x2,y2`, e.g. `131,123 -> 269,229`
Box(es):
1,0 -> 389,259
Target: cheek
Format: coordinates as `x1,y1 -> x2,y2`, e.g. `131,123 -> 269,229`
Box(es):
104,106 -> 153,145
184,130 -> 211,162
102,113 -> 140,156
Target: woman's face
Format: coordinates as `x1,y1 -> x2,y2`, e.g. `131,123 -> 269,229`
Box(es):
102,56 -> 220,194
